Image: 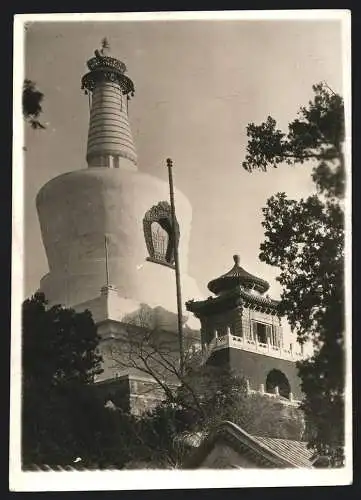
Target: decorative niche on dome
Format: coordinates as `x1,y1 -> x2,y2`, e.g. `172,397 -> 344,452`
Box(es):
143,201 -> 180,268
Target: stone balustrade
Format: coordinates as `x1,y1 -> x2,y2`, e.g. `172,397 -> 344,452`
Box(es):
247,387 -> 301,407
245,379 -> 300,407
207,329 -> 304,362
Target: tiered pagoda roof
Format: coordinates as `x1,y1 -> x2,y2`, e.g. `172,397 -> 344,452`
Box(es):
186,254 -> 278,316
208,255 -> 270,295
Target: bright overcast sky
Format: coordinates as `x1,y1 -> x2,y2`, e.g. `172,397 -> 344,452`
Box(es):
23,17 -> 344,308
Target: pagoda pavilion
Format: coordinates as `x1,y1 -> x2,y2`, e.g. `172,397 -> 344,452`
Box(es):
186,255 -> 304,402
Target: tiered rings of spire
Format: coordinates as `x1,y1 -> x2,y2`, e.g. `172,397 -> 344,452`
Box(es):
81,38 -> 137,168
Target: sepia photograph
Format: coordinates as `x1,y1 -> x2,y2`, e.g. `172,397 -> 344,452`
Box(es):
11,10 -> 351,490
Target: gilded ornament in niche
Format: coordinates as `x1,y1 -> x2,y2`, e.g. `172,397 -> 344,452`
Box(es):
143,201 -> 180,267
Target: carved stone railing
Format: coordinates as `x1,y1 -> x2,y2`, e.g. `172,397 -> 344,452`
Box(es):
245,379 -> 301,406
247,387 -> 301,407
205,329 -> 304,362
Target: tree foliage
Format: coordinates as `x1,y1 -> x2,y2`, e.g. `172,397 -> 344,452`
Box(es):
22,292 -> 115,466
22,296 -> 305,468
22,79 -> 46,130
115,367 -> 305,469
177,362 -> 305,441
23,292 -> 103,386
243,83 -> 345,198
242,82 -> 346,466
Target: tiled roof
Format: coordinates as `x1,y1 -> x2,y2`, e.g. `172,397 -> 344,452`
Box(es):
184,421 -> 315,469
239,288 -> 278,308
253,435 -> 314,468
208,255 -> 270,295
186,284 -> 279,316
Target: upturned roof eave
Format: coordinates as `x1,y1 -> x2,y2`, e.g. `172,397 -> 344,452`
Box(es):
208,276 -> 269,295
186,287 -> 279,316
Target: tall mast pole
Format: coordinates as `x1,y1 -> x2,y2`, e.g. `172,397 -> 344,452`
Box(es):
166,158 -> 184,376
64,261 -> 69,306
104,234 -> 110,288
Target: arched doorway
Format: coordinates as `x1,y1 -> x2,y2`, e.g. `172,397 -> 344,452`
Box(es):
266,369 -> 291,398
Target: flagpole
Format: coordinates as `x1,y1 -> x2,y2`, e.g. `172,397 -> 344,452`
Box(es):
166,158 -> 184,376
104,234 -> 110,288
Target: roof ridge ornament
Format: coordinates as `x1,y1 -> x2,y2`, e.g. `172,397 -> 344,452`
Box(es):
100,37 -> 110,55
233,254 -> 241,266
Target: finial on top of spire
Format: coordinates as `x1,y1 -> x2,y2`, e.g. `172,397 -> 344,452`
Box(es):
83,39 -> 135,96
101,37 -> 110,55
94,37 -> 111,58
233,254 -> 240,266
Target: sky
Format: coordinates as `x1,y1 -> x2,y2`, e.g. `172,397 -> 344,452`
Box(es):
23,18 -> 344,308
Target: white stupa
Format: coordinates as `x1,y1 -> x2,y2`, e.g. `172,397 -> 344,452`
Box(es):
36,40 -> 201,382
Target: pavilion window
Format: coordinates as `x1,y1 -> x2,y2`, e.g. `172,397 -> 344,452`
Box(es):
252,321 -> 268,344
271,325 -> 281,347
266,324 -> 272,344
270,325 -> 275,345
217,325 -> 227,338
229,323 -> 237,336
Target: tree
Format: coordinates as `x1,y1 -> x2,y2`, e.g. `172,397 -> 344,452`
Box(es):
106,305 -> 305,468
106,303 -> 204,411
242,82 -> 345,466
22,292 -> 112,466
120,368 -> 306,469
22,79 -> 45,129
242,83 -> 344,198
22,292 -> 103,386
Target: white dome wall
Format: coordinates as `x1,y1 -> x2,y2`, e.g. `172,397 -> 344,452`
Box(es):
37,167 -> 202,317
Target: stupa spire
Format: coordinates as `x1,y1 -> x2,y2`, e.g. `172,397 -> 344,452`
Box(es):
81,39 -> 137,169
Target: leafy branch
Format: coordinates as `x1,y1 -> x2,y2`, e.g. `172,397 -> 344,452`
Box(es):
23,79 -> 46,130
